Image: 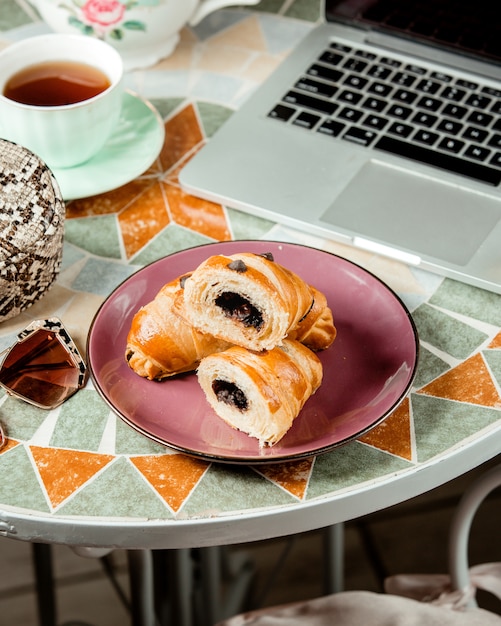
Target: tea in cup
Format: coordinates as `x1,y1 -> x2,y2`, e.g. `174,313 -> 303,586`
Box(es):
0,33 -> 124,169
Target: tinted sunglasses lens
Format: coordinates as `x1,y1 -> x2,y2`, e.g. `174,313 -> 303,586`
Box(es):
0,329 -> 81,408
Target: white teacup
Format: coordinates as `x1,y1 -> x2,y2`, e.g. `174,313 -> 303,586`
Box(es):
28,0 -> 261,71
0,33 -> 123,169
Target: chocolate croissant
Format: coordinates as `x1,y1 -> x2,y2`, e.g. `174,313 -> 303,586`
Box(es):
197,339 -> 323,447
177,252 -> 316,351
288,286 -> 336,351
125,278 -> 231,380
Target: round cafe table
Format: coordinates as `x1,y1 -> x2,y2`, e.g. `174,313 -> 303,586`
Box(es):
1,2 -> 501,626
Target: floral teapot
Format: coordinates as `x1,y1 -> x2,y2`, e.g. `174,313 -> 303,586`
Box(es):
29,0 -> 261,70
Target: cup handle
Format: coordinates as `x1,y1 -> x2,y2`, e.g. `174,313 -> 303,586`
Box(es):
189,0 -> 260,26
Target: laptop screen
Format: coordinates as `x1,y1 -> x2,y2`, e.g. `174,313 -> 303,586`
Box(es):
326,0 -> 501,64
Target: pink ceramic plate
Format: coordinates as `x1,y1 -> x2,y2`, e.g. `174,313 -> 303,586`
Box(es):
88,241 -> 419,464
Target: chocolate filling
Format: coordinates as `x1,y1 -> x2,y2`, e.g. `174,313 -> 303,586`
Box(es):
212,379 -> 248,411
215,292 -> 263,329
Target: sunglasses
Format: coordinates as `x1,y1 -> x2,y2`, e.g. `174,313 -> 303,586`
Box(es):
0,318 -> 87,412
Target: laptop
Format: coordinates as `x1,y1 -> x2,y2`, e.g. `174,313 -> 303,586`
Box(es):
179,0 -> 501,294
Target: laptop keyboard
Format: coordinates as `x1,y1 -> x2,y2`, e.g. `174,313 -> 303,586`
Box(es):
268,41 -> 501,186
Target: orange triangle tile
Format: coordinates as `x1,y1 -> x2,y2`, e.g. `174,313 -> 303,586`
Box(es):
208,16 -> 267,52
255,458 -> 314,499
118,181 -> 171,258
0,438 -> 20,454
163,143 -> 205,186
418,352 -> 501,408
158,105 -> 204,173
30,446 -> 114,508
358,397 -> 413,461
131,454 -> 209,512
163,183 -> 232,241
66,179 -> 155,218
489,331 -> 501,349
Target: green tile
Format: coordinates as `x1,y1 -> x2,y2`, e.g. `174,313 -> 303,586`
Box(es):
227,207 -> 275,240
61,241 -> 86,272
412,393 -> 501,462
64,215 -> 121,259
0,445 -> 50,512
250,0 -> 285,13
412,345 -> 450,390
1,397 -> 47,441
150,97 -> 185,121
412,303 -> 488,360
0,0 -> 34,29
285,0 -> 323,21
182,463 -> 295,516
131,224 -> 212,266
429,278 -> 501,327
307,442 -> 411,500
57,457 -> 174,518
196,102 -> 233,137
50,390 -> 110,451
484,350 -> 501,391
115,417 -> 168,455
71,257 -> 136,296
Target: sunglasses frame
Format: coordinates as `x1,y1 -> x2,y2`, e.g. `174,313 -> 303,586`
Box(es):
0,317 -> 87,411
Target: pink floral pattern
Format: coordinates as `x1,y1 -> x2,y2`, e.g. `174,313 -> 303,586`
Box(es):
81,0 -> 126,29
64,0 -> 147,39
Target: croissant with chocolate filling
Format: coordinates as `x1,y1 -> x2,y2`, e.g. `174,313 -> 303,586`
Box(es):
177,252 -> 317,352
288,286 -> 336,351
125,278 -> 231,380
197,339 -> 323,447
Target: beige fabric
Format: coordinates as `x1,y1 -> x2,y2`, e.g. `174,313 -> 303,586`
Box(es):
216,591 -> 501,626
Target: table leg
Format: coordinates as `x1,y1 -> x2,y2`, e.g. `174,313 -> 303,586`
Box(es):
323,523 -> 344,594
153,549 -> 195,626
197,546 -> 254,625
127,550 -> 156,626
32,543 -> 57,626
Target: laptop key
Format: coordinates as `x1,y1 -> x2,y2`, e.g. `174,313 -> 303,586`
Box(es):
344,74 -> 369,89
268,104 -> 296,121
388,122 -> 413,138
317,119 -> 345,137
282,91 -> 337,115
467,111 -> 493,127
293,111 -> 321,129
318,51 -> 343,66
412,112 -> 438,127
387,104 -> 412,119
490,153 -> 501,167
338,90 -> 363,104
363,114 -> 388,130
413,129 -> 439,145
464,145 -> 491,162
343,126 -> 377,146
466,94 -> 492,109
438,137 -> 465,153
442,103 -> 467,119
338,107 -> 363,122
393,89 -> 418,104
362,96 -> 387,112
463,127 -> 488,143
295,77 -> 337,98
307,64 -> 343,83
437,119 -> 463,134
441,86 -> 467,101
375,136 -> 501,185
488,134 -> 501,149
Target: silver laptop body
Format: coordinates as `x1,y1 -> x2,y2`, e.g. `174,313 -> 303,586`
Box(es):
180,0 -> 501,294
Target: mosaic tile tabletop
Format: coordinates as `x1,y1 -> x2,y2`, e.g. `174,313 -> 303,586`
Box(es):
0,1 -> 500,549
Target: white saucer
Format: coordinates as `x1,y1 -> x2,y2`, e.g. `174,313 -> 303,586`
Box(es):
53,91 -> 165,200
